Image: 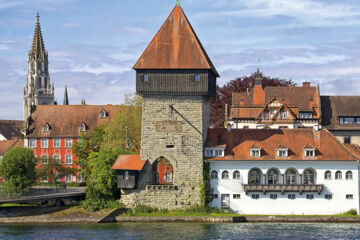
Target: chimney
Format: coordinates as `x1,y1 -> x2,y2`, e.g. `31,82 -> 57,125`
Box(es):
302,82 -> 311,87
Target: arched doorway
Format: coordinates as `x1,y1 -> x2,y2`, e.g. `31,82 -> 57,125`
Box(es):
153,157 -> 174,185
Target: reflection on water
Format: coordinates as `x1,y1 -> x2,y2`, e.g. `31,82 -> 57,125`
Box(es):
0,222 -> 360,240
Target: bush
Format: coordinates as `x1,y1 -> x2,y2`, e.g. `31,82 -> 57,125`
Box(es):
345,209 -> 358,215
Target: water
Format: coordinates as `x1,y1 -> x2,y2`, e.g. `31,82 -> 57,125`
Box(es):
0,222 -> 359,240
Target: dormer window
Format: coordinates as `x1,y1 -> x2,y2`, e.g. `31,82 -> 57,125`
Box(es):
42,123 -> 50,132
250,148 -> 261,157
280,110 -> 286,120
204,148 -> 224,157
80,123 -> 87,132
277,148 -> 288,157
304,148 -> 316,157
300,112 -> 313,119
99,109 -> 107,119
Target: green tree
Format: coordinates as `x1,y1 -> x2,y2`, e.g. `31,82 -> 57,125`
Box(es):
0,147 -> 36,197
36,156 -> 75,184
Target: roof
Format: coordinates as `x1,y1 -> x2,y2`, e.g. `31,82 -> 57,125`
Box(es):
133,5 -> 219,77
29,13 -> 47,61
25,105 -> 126,138
205,128 -> 359,161
0,120 -> 24,140
230,84 -> 319,119
0,139 -> 24,156
345,144 -> 360,157
112,154 -> 147,171
321,96 -> 360,129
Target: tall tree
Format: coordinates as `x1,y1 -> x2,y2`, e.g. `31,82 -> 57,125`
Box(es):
210,71 -> 295,127
0,147 -> 36,197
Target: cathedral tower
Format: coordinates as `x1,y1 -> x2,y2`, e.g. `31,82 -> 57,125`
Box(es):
120,3 -> 218,209
23,13 -> 54,120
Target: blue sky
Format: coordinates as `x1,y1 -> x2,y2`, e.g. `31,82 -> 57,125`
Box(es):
0,0 -> 360,120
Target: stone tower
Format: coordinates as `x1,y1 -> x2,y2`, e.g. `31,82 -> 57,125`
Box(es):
123,3 -> 218,209
23,13 -> 54,120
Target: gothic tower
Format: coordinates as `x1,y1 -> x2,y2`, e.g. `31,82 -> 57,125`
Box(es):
23,13 -> 54,120
122,3 -> 218,209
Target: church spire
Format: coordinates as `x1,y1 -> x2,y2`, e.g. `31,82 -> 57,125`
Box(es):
63,83 -> 69,105
29,13 -> 47,61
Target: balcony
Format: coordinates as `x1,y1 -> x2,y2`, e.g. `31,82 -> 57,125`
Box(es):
243,184 -> 324,195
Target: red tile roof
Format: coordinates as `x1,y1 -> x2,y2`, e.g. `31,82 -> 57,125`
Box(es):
230,85 -> 319,119
26,105 -> 126,138
0,120 -> 24,140
0,139 -> 24,156
205,128 -> 359,161
133,5 -> 219,77
112,154 -> 147,171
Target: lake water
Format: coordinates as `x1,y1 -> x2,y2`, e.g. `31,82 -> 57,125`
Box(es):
1,222 -> 360,240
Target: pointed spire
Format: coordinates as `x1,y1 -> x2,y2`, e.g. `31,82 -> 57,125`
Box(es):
176,0 -> 180,6
255,57 -> 262,86
63,82 -> 69,105
29,12 -> 47,61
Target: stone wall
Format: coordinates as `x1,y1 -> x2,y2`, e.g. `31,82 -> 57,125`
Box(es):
120,95 -> 209,209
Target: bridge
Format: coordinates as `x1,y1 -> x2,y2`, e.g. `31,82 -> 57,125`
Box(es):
0,186 -> 85,206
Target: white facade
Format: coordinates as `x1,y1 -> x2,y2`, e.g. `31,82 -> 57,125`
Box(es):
227,120 -> 319,130
208,160 -> 360,215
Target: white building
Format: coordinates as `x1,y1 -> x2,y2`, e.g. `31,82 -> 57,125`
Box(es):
206,128 -> 360,215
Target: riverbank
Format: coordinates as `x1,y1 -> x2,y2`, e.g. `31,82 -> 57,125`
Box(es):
0,206 -> 359,224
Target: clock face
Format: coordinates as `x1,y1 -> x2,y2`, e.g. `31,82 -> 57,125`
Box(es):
156,121 -> 182,133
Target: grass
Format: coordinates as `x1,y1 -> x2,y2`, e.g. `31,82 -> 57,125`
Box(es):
0,203 -> 39,207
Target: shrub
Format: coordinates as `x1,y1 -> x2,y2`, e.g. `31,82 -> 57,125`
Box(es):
345,209 -> 358,215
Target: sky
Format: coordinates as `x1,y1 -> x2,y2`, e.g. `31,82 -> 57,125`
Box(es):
0,0 -> 360,120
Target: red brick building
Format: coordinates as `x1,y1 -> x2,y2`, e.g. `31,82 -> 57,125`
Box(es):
24,104 -> 122,183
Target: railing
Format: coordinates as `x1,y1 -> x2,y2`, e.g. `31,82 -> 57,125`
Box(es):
243,184 -> 324,195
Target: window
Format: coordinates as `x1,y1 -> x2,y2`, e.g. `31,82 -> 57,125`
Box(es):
280,110 -> 286,120
29,138 -> 37,148
249,168 -> 261,184
221,170 -> 229,179
164,172 -> 173,183
53,155 -> 61,164
194,74 -> 200,82
53,138 -> 61,148
325,171 -> 331,180
277,149 -> 288,157
143,74 -> 149,82
339,117 -> 355,124
205,148 -> 224,157
65,174 -> 72,182
78,173 -> 84,182
346,171 -> 353,180
212,194 -> 218,199
233,170 -> 240,180
304,149 -> 315,157
80,123 -> 87,132
42,123 -> 50,132
306,194 -> 314,200
300,112 -> 313,119
270,194 -> 277,199
267,168 -> 280,184
41,138 -> 48,148
99,110 -> 107,119
55,173 -> 61,183
65,155 -> 72,165
233,194 -> 241,199
211,170 -> 218,179
346,194 -> 354,199
124,171 -> 129,180
325,194 -> 332,200
344,136 -> 351,144
303,169 -> 315,185
41,155 -> 48,165
251,194 -> 259,199
65,138 -> 72,148
286,169 -> 297,185
250,149 -> 261,157
41,176 -> 48,182
335,171 -> 342,180
288,194 -> 296,199
357,117 -> 360,124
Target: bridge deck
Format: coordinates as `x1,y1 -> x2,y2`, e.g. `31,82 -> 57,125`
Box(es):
0,190 -> 85,204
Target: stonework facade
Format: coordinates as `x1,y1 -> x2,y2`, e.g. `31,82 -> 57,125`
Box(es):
120,95 -> 210,209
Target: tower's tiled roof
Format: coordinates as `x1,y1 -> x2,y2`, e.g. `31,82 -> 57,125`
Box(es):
133,5 -> 219,77
29,13 -> 47,61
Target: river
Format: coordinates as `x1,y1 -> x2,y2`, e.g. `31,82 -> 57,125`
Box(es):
1,222 -> 360,239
